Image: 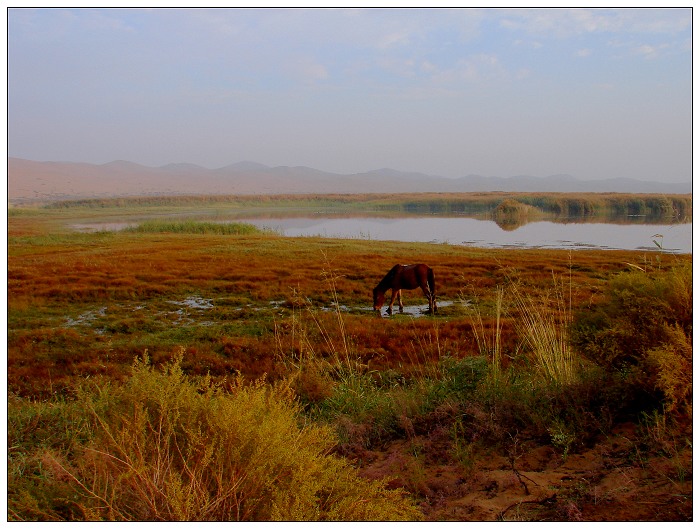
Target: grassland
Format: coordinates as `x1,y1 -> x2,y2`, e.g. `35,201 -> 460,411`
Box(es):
7,197 -> 692,521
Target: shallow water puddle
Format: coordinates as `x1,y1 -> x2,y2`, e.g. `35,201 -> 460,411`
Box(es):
60,297 -> 462,337
375,300 -> 456,318
164,297 -> 216,325
167,296 -> 214,310
71,222 -> 136,232
65,306 -> 107,327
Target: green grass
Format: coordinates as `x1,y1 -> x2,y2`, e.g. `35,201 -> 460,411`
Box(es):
126,220 -> 264,235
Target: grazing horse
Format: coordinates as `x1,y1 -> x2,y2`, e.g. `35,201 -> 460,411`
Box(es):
373,263 -> 436,316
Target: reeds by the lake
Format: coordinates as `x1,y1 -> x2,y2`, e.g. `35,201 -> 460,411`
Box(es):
42,191 -> 692,223
127,219 -> 262,235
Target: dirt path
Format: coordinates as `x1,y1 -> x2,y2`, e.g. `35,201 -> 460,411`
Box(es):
353,422 -> 692,521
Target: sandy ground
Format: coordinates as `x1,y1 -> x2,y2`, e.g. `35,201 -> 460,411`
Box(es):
349,421 -> 692,521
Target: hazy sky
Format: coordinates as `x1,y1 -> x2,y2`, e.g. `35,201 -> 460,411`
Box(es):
7,7 -> 692,182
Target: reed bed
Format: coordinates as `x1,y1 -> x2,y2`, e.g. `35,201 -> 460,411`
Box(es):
40,191 -> 691,221
126,219 -> 263,235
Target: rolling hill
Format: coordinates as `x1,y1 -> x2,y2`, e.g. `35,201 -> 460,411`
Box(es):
7,157 -> 691,204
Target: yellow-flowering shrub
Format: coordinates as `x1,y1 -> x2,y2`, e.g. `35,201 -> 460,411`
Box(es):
12,352 -> 420,521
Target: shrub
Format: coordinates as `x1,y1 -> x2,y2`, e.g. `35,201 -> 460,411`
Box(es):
317,372 -> 401,446
492,199 -> 540,230
570,263 -> 692,416
12,352 -> 421,521
646,323 -> 692,415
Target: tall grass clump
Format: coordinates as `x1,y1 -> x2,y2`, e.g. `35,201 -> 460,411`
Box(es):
458,271 -> 619,455
11,352 -> 421,521
319,256 -> 354,374
466,286 -> 506,385
510,273 -> 579,387
127,220 -> 263,235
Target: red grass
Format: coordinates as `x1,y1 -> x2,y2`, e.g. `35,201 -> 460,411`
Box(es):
9,216 -> 690,397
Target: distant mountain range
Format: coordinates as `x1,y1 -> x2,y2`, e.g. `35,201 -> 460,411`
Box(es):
8,157 -> 691,203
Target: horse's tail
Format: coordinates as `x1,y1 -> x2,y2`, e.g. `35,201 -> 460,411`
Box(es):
428,266 -> 436,313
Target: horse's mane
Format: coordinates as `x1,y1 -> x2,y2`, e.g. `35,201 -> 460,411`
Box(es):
375,264 -> 401,292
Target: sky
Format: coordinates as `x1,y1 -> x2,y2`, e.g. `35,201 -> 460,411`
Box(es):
6,6 -> 693,182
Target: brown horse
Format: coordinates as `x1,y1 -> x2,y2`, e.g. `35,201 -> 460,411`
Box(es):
373,263 -> 436,315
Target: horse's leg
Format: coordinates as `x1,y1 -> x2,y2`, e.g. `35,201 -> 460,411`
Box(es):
397,290 -> 403,313
427,267 -> 437,314
387,289 -> 399,315
420,284 -> 434,315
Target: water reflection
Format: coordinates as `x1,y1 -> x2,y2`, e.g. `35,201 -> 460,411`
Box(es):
238,216 -> 692,253
70,213 -> 692,253
227,209 -> 687,226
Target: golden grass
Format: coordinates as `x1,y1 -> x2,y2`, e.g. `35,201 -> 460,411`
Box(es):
510,276 -> 578,386
467,285 -> 506,383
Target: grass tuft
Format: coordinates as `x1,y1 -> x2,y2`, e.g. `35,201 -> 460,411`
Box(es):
510,274 -> 579,387
466,285 -> 506,385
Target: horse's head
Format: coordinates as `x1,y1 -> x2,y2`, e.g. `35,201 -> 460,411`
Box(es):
372,288 -> 385,311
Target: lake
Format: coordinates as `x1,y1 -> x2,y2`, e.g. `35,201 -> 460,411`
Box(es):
237,216 -> 692,253
71,215 -> 692,253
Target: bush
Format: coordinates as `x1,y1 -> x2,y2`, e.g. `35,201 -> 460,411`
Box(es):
11,352 -> 421,521
570,263 -> 692,416
312,356 -> 491,452
492,199 -> 540,230
646,323 -> 692,415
